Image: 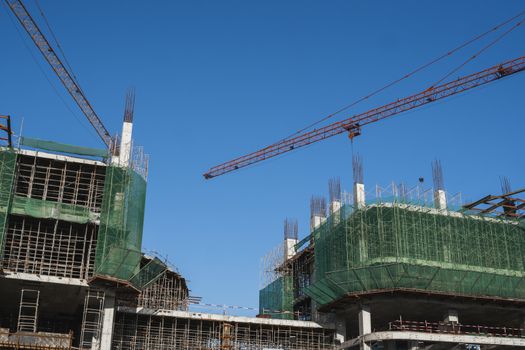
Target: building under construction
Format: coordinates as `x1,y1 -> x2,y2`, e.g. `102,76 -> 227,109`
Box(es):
2,119 -> 525,350
259,158 -> 525,350
3,1 -> 525,349
0,115 -> 335,350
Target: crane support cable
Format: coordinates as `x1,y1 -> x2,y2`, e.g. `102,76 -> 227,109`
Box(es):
4,0 -> 113,149
203,56 -> 525,179
278,10 -> 525,143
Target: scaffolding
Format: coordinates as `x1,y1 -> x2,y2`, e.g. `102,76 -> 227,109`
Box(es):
112,312 -> 335,350
17,289 -> 40,333
2,216 -> 97,279
306,197 -> 525,306
0,151 -> 102,279
13,153 -> 106,213
0,143 -> 163,288
0,149 -> 17,259
79,289 -> 105,350
259,243 -> 295,319
136,269 -> 190,311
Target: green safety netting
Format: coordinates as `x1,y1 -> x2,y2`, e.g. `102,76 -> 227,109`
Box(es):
129,257 -> 168,290
309,203 -> 525,306
259,276 -> 294,319
20,136 -> 108,158
10,195 -> 98,224
0,149 -> 16,259
94,165 -> 147,284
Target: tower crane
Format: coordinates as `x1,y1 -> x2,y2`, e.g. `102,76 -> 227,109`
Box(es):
203,56 -> 525,179
4,0 -> 114,151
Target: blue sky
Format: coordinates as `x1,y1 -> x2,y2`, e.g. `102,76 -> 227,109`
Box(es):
1,1 -> 524,314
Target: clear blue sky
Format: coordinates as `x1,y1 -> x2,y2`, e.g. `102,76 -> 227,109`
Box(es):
1,1 -> 524,314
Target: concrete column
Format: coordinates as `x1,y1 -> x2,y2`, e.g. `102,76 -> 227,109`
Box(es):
359,305 -> 371,350
310,215 -> 326,232
284,238 -> 297,260
118,121 -> 133,167
99,290 -> 116,350
354,183 -> 365,209
330,200 -> 342,225
434,189 -> 447,210
443,309 -> 459,323
354,182 -> 367,262
335,316 -> 347,344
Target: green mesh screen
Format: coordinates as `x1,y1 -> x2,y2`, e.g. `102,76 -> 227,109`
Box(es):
309,203 -> 525,306
259,276 -> 294,319
11,195 -> 98,224
95,165 -> 147,282
0,149 -> 16,259
129,257 -> 167,290
20,136 -> 108,158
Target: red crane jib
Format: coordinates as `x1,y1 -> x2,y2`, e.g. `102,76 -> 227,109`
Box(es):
204,56 -> 525,179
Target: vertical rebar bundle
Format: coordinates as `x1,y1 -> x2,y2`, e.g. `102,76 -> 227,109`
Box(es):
352,154 -> 364,184
432,159 -> 445,191
328,177 -> 341,203
310,196 -> 327,219
500,176 -> 512,194
123,88 -> 135,123
284,218 -> 298,240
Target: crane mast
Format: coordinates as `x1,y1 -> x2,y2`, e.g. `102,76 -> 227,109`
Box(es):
4,0 -> 113,149
204,56 -> 525,179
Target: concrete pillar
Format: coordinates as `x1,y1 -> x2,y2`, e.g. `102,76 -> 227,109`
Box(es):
359,305 -> 371,350
354,183 -> 365,209
330,200 -> 342,225
353,182 -> 367,262
284,238 -> 297,260
335,316 -> 347,344
118,121 -> 133,167
310,215 -> 327,232
99,290 -> 116,350
443,309 -> 459,323
434,189 -> 447,210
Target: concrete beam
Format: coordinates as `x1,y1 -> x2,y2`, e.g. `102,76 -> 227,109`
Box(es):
339,331 -> 525,350
117,306 -> 327,329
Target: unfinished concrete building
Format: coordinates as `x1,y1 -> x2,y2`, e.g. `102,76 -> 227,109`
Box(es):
0,115 -> 336,350
260,160 -> 525,350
